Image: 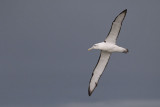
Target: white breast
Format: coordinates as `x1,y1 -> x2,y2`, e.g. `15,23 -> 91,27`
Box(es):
100,43 -> 125,53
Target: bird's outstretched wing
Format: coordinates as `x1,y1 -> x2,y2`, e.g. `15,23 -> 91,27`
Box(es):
88,51 -> 111,96
105,9 -> 127,44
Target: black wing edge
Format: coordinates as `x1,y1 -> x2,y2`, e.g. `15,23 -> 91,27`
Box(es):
88,51 -> 102,96
88,51 -> 111,96
113,9 -> 127,22
104,9 -> 127,42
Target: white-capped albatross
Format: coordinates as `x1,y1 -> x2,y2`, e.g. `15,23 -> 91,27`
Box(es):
88,9 -> 128,96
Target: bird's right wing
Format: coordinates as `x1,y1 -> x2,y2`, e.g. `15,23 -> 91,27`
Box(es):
105,9 -> 127,44
88,51 -> 111,96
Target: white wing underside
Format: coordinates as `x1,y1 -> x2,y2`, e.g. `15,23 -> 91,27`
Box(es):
105,9 -> 127,44
88,51 -> 111,96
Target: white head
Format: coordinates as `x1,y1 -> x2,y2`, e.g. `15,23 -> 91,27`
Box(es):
88,43 -> 100,51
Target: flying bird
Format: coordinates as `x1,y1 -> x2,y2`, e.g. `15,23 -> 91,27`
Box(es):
88,9 -> 128,96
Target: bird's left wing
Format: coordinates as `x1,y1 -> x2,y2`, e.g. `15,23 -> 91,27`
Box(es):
88,51 -> 111,96
105,9 -> 127,44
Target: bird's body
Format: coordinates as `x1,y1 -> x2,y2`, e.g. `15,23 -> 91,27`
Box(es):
88,9 -> 128,96
90,42 -> 128,53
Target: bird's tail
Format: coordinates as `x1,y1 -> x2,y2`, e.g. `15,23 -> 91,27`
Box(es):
123,48 -> 129,53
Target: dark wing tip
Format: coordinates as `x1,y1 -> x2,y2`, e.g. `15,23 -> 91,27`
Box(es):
119,9 -> 127,16
122,9 -> 127,13
88,87 -> 92,96
88,92 -> 91,96
88,82 -> 98,96
113,9 -> 127,23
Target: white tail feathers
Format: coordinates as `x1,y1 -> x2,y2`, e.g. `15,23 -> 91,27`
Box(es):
123,49 -> 129,53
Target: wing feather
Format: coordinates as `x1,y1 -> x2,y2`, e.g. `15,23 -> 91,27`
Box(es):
105,9 -> 127,44
88,51 -> 111,96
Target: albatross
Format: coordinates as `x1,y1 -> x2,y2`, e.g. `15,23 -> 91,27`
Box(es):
88,9 -> 128,96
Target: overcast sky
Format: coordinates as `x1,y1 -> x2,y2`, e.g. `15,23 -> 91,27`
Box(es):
0,0 -> 160,107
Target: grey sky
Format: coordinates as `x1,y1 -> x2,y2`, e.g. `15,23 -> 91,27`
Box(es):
0,0 -> 160,107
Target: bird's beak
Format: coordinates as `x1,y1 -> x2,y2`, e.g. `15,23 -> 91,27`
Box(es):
88,47 -> 93,51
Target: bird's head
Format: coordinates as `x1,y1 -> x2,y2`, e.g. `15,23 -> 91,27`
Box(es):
88,44 -> 99,51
